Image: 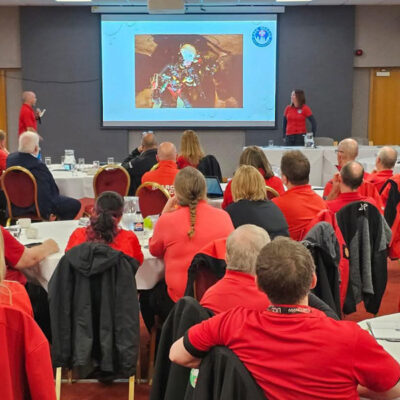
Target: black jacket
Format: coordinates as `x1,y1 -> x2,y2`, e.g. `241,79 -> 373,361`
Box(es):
48,243 -> 140,379
7,151 -> 60,219
122,148 -> 158,195
198,155 -> 222,182
303,222 -> 341,316
184,346 -> 266,400
150,297 -> 213,400
336,201 -> 392,315
226,200 -> 289,239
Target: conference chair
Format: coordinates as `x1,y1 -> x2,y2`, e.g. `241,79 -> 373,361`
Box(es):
188,346 -> 266,400
198,155 -> 222,182
1,166 -> 45,226
184,238 -> 228,301
135,182 -> 170,218
314,137 -> 334,146
266,185 -> 279,200
352,137 -> 370,146
0,304 -> 56,400
336,201 -> 391,316
93,164 -> 131,198
48,243 -> 140,400
150,163 -> 159,171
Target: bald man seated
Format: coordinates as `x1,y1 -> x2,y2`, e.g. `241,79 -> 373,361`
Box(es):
366,146 -> 398,193
324,138 -> 370,200
326,161 -> 380,214
141,142 -> 179,196
122,132 -> 158,195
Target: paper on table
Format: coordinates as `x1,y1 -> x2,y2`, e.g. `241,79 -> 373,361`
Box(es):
367,320 -> 400,341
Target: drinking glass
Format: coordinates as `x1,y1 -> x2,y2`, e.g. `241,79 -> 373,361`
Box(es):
268,140 -> 274,147
61,155 -> 65,165
107,157 -> 114,165
78,158 -> 85,170
45,157 -> 52,166
121,197 -> 137,230
93,160 -> 100,169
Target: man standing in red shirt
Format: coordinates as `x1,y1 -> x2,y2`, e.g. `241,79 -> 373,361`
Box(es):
272,150 -> 326,240
366,146 -> 398,193
18,91 -> 41,135
327,161 -> 379,214
170,237 -> 400,400
141,142 -> 179,196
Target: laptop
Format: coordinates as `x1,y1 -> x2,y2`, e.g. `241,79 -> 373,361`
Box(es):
206,176 -> 224,198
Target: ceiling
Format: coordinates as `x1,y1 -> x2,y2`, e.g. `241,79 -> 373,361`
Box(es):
1,0 -> 400,5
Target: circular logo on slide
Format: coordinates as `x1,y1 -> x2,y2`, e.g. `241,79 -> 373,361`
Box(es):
252,26 -> 272,47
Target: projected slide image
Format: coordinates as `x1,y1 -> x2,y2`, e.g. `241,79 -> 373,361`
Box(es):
135,34 -> 243,109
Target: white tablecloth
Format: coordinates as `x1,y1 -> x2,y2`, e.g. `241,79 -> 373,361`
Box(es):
259,146 -> 400,187
50,165 -> 95,198
358,313 -> 400,363
19,220 -> 164,291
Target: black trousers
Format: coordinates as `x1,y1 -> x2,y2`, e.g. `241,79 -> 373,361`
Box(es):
53,195 -> 81,220
285,134 -> 305,146
139,280 -> 175,332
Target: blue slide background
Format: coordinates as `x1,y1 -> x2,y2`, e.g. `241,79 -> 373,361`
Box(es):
101,15 -> 277,127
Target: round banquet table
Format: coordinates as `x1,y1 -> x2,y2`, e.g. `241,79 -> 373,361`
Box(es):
17,220 -> 164,291
50,164 -> 95,198
358,313 -> 400,364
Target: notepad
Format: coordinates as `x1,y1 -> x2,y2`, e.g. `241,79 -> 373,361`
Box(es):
367,320 -> 400,341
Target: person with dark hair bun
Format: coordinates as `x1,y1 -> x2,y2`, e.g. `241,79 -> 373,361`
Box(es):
283,89 -> 316,146
65,191 -> 144,265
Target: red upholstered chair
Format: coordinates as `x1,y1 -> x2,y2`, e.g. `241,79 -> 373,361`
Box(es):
93,164 -> 130,198
266,185 -> 279,200
1,166 -> 45,226
84,165 -> 130,216
185,238 -> 228,301
135,182 -> 170,218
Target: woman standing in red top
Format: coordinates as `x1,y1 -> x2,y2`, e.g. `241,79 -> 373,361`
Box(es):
222,146 -> 285,209
65,191 -> 143,265
177,129 -> 205,169
283,89 -> 316,146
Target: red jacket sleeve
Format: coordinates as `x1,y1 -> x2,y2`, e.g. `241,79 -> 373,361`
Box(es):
222,180 -> 234,209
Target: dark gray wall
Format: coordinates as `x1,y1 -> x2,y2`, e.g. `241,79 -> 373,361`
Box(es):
20,6 -> 128,161
20,5 -> 354,159
247,6 -> 355,145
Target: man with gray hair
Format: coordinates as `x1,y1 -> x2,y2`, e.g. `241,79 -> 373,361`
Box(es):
367,146 -> 398,193
200,224 -> 271,314
6,131 -> 81,220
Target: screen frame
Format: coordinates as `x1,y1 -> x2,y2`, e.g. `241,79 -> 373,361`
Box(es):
100,13 -> 278,130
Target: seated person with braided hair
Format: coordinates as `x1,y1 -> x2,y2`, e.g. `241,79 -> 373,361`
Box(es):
65,191 -> 143,265
141,167 -> 234,330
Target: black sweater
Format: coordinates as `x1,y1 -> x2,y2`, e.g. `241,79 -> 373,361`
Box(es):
226,199 -> 289,239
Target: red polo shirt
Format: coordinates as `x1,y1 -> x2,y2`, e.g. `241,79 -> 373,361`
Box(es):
186,306 -> 400,400
284,105 -> 312,135
2,227 -> 26,285
200,270 -> 269,314
366,170 -> 393,194
222,174 -> 285,209
141,160 -> 179,196
323,170 -> 370,198
272,185 -> 326,240
326,192 -> 378,214
18,103 -> 37,134
65,227 -> 144,265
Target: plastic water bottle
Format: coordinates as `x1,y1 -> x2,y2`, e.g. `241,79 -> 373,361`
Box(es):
134,211 -> 144,232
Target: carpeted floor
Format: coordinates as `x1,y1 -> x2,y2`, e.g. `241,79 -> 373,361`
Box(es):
60,259 -> 400,400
